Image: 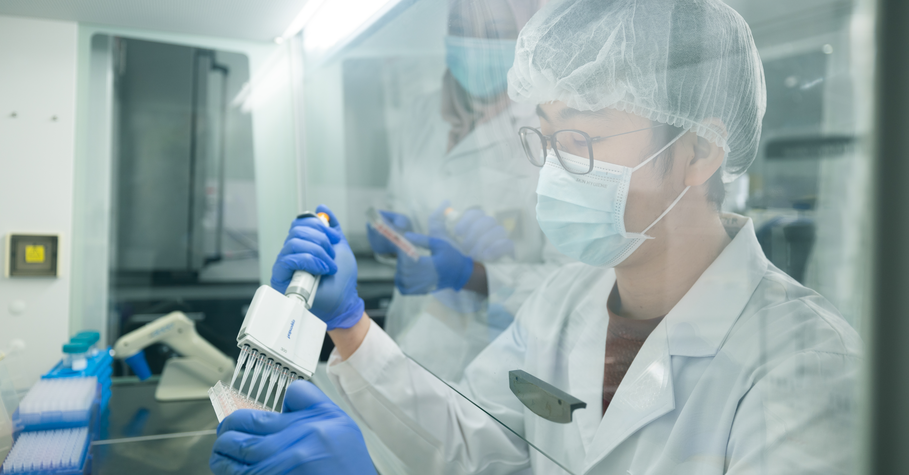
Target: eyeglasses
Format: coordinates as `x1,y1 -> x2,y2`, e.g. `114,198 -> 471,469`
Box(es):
518,124 -> 667,175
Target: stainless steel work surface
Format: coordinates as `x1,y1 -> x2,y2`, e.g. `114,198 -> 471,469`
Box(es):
91,379 -> 218,474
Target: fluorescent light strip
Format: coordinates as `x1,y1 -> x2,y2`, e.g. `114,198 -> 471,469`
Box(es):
277,0 -> 328,43
303,0 -> 401,55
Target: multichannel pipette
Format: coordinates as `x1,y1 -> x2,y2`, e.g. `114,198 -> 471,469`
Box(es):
210,212 -> 330,419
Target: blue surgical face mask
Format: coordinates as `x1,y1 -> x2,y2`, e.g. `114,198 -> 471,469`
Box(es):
535,131 -> 688,267
445,36 -> 516,99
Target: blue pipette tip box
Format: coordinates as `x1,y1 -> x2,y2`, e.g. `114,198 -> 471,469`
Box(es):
12,377 -> 99,433
0,427 -> 92,475
43,348 -> 112,380
13,396 -> 99,433
43,348 -> 113,413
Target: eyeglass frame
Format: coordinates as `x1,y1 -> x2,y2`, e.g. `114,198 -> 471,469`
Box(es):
518,123 -> 668,175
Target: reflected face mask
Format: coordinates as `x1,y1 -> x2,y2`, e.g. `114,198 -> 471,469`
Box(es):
535,132 -> 688,267
445,36 -> 516,98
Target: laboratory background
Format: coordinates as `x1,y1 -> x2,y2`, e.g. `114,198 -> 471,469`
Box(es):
0,0 -> 906,473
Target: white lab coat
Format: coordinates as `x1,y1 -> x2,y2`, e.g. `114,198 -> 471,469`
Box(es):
329,214 -> 862,474
383,91 -> 569,381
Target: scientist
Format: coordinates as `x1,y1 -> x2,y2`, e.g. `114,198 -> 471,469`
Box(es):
213,0 -> 861,473
369,0 -> 570,381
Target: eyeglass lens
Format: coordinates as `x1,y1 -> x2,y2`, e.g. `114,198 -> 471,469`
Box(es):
520,125 -> 672,175
520,127 -> 595,175
520,127 -> 546,167
552,131 -> 594,174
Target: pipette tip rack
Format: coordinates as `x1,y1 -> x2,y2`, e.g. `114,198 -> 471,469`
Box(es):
1,428 -> 90,475
15,378 -> 98,432
208,381 -> 271,422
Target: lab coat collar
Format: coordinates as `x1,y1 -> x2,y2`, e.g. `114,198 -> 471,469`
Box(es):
584,322 -> 675,471
568,288 -> 612,454
664,214 -> 767,357
581,214 -> 766,471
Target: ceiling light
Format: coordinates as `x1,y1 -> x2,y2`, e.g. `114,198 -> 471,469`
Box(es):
303,0 -> 403,56
278,0 -> 328,42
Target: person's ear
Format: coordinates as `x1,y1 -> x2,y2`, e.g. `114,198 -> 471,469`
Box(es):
683,119 -> 727,187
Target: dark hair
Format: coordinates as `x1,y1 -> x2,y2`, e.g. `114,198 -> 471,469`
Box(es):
650,124 -> 725,211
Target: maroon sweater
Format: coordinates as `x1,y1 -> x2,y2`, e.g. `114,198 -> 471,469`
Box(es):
602,289 -> 664,415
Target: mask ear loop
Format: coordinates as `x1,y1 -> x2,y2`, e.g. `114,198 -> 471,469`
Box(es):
628,128 -> 691,238
632,129 -> 689,172
639,186 -> 691,237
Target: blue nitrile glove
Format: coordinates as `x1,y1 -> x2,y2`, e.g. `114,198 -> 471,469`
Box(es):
395,232 -> 474,295
210,380 -> 377,475
454,209 -> 515,262
366,210 -> 412,255
271,205 -> 365,330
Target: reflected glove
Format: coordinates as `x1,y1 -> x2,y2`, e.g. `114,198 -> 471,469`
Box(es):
366,210 -> 412,255
271,205 -> 365,330
395,232 -> 473,295
454,209 -> 515,262
210,380 -> 377,475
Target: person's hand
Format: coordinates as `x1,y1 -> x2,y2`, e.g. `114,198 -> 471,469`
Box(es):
271,205 -> 365,330
366,210 -> 412,255
210,380 -> 377,475
395,233 -> 473,295
453,209 -> 515,262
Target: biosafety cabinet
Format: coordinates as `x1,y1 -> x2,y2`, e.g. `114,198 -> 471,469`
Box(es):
296,0 -> 872,471
5,0 -> 909,471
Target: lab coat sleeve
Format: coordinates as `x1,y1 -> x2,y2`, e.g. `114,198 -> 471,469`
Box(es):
725,350 -> 861,475
485,238 -> 573,317
327,319 -> 531,475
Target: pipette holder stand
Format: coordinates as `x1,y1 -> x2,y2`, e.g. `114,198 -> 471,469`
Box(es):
156,357 -> 232,401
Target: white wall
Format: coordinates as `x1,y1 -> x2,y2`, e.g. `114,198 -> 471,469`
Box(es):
0,15 -> 78,390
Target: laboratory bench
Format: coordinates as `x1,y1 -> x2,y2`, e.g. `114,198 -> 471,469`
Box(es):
88,363 -> 408,474
90,378 -> 218,474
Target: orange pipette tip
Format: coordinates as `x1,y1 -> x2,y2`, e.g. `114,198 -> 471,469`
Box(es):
316,212 -> 330,224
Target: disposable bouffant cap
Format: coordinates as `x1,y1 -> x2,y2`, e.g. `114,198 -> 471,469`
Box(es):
507,0 -> 766,182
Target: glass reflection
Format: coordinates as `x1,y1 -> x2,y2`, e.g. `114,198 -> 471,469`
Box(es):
293,0 -> 866,473
360,0 -> 565,383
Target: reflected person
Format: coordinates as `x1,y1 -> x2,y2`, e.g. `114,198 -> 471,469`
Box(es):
367,0 -> 570,381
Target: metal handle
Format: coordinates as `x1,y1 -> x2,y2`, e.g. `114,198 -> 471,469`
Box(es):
284,212 -> 328,309
286,270 -> 321,309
